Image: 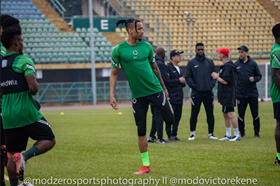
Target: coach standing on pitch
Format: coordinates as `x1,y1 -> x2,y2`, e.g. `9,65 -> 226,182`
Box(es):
165,50 -> 186,141
185,43 -> 217,140
235,46 -> 262,138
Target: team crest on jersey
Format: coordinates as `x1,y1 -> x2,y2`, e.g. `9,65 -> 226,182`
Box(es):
132,50 -> 138,55
2,60 -> 7,68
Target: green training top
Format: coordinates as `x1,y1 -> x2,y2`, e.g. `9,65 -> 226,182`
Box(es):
111,40 -> 162,98
1,42 -> 6,56
2,52 -> 43,129
0,42 -> 5,109
270,43 -> 280,103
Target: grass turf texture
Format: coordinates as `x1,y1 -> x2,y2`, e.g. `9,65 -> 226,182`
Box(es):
6,102 -> 279,186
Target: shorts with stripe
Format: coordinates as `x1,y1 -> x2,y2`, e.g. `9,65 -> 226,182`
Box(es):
4,117 -> 55,153
132,91 -> 174,136
222,105 -> 234,113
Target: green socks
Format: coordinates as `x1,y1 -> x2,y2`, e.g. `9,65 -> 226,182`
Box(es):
141,152 -> 150,166
277,153 -> 280,159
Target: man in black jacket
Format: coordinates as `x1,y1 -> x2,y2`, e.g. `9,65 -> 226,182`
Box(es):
147,46 -> 169,143
185,43 -> 217,140
212,48 -> 240,141
166,50 -> 186,141
235,46 -> 262,138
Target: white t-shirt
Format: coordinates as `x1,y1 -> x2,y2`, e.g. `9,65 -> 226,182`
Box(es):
174,65 -> 180,74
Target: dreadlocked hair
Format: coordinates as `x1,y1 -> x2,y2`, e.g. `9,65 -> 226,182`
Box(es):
2,26 -> 22,49
116,19 -> 141,33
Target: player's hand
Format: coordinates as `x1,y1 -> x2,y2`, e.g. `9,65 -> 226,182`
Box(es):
249,77 -> 254,82
110,96 -> 119,110
211,72 -> 219,79
179,77 -> 186,84
163,89 -> 169,100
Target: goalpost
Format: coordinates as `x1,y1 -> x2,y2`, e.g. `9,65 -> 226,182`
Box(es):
261,62 -> 271,102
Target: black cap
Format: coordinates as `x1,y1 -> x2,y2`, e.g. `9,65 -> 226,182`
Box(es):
237,45 -> 249,52
170,50 -> 184,59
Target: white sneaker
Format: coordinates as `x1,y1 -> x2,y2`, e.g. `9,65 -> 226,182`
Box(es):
188,134 -> 195,140
208,135 -> 218,139
18,183 -> 34,186
219,136 -> 232,141
229,136 -> 241,141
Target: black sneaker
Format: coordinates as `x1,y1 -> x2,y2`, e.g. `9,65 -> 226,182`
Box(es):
275,157 -> 280,166
173,136 -> 181,141
241,133 -> 246,138
156,139 -> 169,144
147,136 -> 157,142
168,137 -> 175,142
254,134 -> 262,138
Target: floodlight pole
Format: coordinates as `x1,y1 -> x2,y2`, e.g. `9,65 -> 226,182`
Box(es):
89,0 -> 96,105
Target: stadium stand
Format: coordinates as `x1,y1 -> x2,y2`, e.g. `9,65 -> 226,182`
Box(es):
120,0 -> 279,60
271,0 -> 280,10
1,0 -> 113,63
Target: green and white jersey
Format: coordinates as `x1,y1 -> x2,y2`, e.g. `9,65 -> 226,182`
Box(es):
2,52 -> 43,129
270,43 -> 280,103
0,42 -> 5,109
1,42 -> 6,56
111,40 -> 162,98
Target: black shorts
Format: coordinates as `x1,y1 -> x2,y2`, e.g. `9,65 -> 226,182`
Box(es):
4,117 -> 55,153
132,91 -> 174,136
222,105 -> 234,113
0,108 -> 4,146
273,102 -> 280,119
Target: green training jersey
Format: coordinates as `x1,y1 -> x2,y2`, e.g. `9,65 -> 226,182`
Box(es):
270,43 -> 280,103
0,42 -> 5,109
0,42 -> 6,56
111,40 -> 162,98
2,52 -> 43,129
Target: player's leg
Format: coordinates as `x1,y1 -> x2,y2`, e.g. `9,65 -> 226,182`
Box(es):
132,97 -> 151,174
171,104 -> 182,141
1,112 -> 7,186
248,97 -> 261,137
275,119 -> 280,165
273,103 -> 280,165
237,98 -> 247,137
219,106 -> 232,141
153,107 -> 165,143
23,117 -> 55,162
189,94 -> 203,140
228,108 -> 240,141
148,92 -> 174,125
5,127 -> 29,184
202,94 -> 217,139
148,104 -> 157,142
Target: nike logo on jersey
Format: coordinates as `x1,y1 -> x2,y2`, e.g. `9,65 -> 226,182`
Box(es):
134,56 -> 137,59
194,65 -> 199,68
173,71 -> 176,73
237,66 -> 241,69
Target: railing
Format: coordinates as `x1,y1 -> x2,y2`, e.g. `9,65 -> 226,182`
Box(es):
34,78 -> 268,104
49,0 -> 66,18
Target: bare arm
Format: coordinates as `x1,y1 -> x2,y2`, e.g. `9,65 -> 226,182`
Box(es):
110,68 -> 119,110
150,62 -> 169,98
273,68 -> 280,92
25,74 -> 39,95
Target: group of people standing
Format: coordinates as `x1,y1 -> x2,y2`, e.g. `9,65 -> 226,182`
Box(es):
147,43 -> 262,143
110,19 -> 279,175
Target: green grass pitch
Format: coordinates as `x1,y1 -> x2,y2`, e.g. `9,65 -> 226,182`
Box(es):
6,102 -> 279,186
